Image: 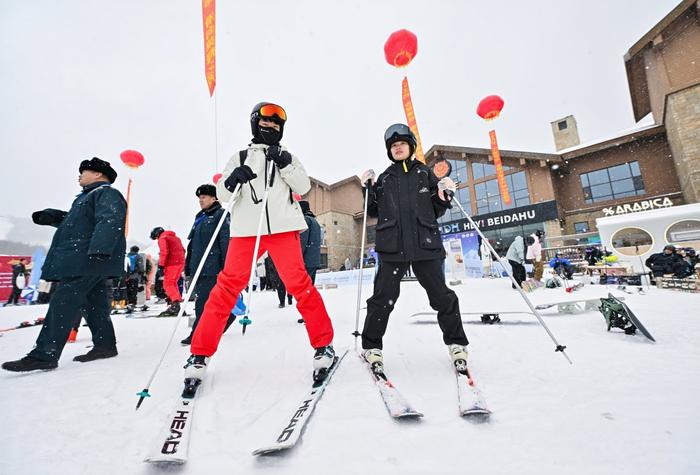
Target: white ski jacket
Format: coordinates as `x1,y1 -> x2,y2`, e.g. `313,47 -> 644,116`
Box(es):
216,143 -> 310,237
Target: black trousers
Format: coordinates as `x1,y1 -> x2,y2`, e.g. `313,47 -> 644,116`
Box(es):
189,275 -> 235,336
6,285 -> 21,305
29,276 -> 116,363
362,259 -> 468,350
126,278 -> 140,305
509,260 -> 526,288
307,267 -> 317,284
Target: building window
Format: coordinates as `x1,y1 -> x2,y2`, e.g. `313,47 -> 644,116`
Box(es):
558,121 -> 568,131
472,162 -> 511,181
611,227 -> 654,256
574,222 -> 589,233
475,171 -> 530,215
438,185 -> 471,224
447,159 -> 468,184
665,219 -> 700,245
580,161 -> 645,204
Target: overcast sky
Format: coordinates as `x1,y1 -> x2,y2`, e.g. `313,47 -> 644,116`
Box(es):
0,0 -> 679,246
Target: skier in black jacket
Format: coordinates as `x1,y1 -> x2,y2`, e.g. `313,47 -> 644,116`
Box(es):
359,124 -> 469,373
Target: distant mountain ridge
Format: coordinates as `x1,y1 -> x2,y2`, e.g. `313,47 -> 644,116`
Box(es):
0,215 -> 54,254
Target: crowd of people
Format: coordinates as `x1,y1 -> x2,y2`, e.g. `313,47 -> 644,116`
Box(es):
2,103 -> 473,388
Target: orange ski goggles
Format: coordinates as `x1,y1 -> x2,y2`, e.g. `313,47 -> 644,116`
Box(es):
259,103 -> 287,122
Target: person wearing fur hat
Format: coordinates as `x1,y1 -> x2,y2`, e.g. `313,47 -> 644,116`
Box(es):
3,157 -> 126,372
183,102 -> 335,386
358,124 -> 470,375
180,184 -> 232,345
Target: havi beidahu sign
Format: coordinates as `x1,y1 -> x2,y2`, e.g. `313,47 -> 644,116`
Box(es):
439,200 -> 559,235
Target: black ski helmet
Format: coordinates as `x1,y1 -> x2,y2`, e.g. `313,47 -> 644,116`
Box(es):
150,227 -> 165,240
250,102 -> 286,144
130,245 -> 140,253
384,123 -> 416,160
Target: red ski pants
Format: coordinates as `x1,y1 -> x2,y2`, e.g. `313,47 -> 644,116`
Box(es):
163,263 -> 184,303
191,231 -> 334,356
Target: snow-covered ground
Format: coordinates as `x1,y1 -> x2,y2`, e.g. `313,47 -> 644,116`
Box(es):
1,278 -> 698,475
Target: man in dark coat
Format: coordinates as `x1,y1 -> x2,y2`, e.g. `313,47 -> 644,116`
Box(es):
295,201 -> 322,323
645,245 -> 685,278
358,124 -> 469,374
2,157 -> 126,372
298,201 -> 321,283
5,258 -> 27,305
181,184 -> 232,345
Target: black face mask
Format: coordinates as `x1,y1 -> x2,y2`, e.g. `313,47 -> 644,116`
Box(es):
256,126 -> 282,146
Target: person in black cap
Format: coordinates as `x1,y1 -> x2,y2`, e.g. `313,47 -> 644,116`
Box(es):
2,157 -> 126,372
180,184 -> 232,345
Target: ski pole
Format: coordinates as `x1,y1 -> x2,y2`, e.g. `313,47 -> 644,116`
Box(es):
352,184 -> 370,351
135,182 -> 243,410
239,159 -> 276,335
440,181 -> 572,364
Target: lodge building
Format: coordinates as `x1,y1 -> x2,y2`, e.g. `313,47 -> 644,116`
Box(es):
306,0 -> 699,269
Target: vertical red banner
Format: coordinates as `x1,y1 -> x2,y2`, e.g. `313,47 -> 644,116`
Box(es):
401,77 -> 425,163
202,0 -> 216,96
488,130 -> 511,204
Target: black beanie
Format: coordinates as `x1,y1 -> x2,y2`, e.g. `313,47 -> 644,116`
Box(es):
196,184 -> 217,199
79,157 -> 117,183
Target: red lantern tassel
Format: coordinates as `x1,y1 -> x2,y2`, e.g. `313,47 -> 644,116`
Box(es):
125,178 -> 132,237
401,77 -> 426,163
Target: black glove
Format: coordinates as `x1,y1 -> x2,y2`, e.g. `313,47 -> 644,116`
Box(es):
224,165 -> 257,191
266,145 -> 292,169
32,208 -> 68,227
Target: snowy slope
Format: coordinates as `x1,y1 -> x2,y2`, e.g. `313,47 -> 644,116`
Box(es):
1,279 -> 698,475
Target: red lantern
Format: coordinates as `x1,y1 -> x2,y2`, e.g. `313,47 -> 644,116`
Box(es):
384,29 -> 418,67
475,95 -> 510,204
120,150 -> 145,169
476,95 -> 505,120
213,173 -> 223,184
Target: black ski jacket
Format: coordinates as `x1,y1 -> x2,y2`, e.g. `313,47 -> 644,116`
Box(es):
367,159 -> 450,263
645,252 -> 683,274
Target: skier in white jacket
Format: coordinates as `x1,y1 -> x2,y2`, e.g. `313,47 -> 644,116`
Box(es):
184,102 -> 335,384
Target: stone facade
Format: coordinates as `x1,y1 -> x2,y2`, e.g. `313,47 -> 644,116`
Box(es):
665,84 -> 700,202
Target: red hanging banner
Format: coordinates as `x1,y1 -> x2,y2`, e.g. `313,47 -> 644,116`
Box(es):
202,0 -> 216,96
488,130 -> 511,205
401,77 -> 425,163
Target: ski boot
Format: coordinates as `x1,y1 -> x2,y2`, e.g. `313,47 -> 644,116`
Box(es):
2,356 -> 58,372
448,344 -> 469,373
362,348 -> 384,375
183,354 -> 209,398
158,301 -> 180,317
126,304 -> 135,314
313,345 -> 336,384
73,346 -> 118,362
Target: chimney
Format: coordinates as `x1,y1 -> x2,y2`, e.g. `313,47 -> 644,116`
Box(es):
551,115 -> 580,151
